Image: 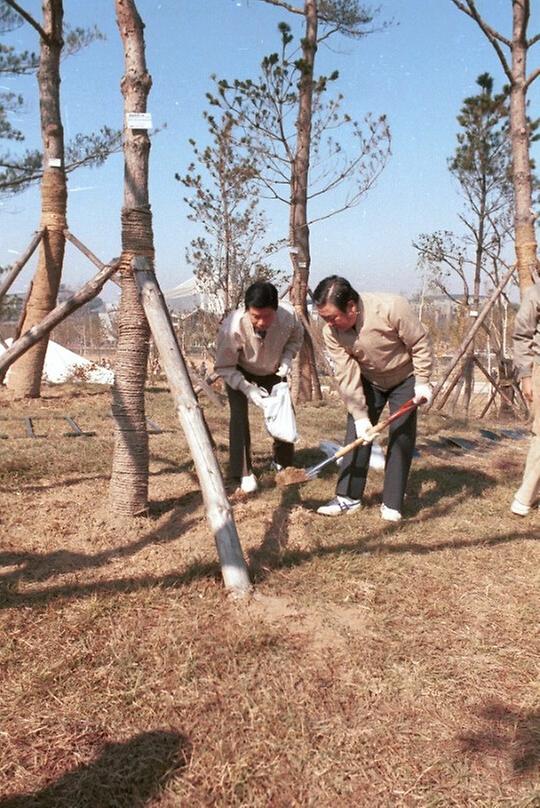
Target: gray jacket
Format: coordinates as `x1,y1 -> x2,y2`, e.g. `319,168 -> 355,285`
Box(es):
513,282 -> 540,379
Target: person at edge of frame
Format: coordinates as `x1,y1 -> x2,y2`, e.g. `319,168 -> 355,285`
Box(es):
510,280 -> 540,516
214,280 -> 304,495
312,275 -> 434,522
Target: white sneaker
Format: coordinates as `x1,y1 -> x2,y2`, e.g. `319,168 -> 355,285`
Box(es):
240,473 -> 258,494
510,498 -> 530,516
317,496 -> 361,516
380,504 -> 402,522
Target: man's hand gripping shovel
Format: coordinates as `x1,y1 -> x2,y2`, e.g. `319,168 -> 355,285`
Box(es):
275,396 -> 424,487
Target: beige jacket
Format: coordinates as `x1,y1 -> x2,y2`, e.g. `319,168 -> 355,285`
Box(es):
322,292 -> 433,419
513,282 -> 540,380
215,305 -> 304,391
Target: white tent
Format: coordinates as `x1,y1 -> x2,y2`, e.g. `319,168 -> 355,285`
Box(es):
1,339 -> 114,385
163,276 -> 224,315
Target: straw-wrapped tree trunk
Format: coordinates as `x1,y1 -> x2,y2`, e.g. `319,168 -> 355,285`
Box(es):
110,0 -> 152,516
111,0 -> 251,592
6,0 -> 66,398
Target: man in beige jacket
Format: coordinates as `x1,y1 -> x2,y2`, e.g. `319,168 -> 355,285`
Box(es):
215,281 -> 304,494
313,275 -> 433,521
511,281 -> 540,515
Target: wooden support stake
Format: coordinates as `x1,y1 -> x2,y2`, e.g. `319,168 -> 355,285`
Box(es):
193,370 -> 219,397
13,279 -> 33,343
132,256 -> 251,596
24,417 -> 36,438
479,387 -> 498,419
63,416 -> 95,437
0,229 -> 44,304
188,360 -> 223,407
64,230 -> 121,287
0,258 -> 120,380
473,356 -> 522,416
431,266 -> 516,410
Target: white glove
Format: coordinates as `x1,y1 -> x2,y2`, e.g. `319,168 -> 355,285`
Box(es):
276,360 -> 290,378
413,382 -> 433,406
245,384 -> 269,409
354,417 -> 374,442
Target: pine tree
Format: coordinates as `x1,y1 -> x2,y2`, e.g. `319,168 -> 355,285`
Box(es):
178,113 -> 283,314
210,10 -> 390,400
451,0 -> 540,295
415,74 -> 520,414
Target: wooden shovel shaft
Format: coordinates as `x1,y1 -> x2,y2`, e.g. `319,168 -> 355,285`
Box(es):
331,397 -> 421,461
276,396 -> 424,486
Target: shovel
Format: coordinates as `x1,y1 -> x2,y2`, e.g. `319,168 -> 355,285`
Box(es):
276,396 -> 423,486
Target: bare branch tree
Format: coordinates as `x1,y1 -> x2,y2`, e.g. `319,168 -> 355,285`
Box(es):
451,0 -> 540,295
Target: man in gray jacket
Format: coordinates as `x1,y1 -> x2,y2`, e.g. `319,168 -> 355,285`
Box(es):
511,281 -> 540,515
313,275 -> 433,522
215,281 -> 304,495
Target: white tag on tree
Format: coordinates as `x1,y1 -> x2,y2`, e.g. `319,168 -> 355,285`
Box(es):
126,112 -> 153,130
48,158 -> 62,167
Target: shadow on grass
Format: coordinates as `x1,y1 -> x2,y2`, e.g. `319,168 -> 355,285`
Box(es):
248,484 -> 302,580
1,462 -> 537,609
251,463 -> 538,582
0,520 -> 536,610
404,463 -> 495,515
0,729 -> 191,808
0,562 -> 221,610
0,491 -> 200,596
255,524 -> 539,579
307,463 -> 495,517
0,455 -> 196,495
458,700 -> 540,775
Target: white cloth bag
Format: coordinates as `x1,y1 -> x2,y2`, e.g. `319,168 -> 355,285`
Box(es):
262,382 -> 298,443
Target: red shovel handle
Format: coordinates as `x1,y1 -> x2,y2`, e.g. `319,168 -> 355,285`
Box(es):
368,396 -> 422,437
332,397 -> 421,461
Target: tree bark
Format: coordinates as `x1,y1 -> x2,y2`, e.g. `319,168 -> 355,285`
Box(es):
451,1 -> 540,296
510,0 -> 537,293
7,0 -> 66,398
290,0 -> 322,403
110,0 -> 152,516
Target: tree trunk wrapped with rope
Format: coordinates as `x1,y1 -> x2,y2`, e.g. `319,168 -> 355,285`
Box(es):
7,0 -> 66,399
110,0 -> 152,516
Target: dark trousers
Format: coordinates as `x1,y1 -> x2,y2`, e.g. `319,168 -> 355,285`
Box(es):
336,375 -> 417,511
226,369 -> 295,479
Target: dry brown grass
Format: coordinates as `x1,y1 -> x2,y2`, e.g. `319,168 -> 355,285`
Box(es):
0,382 -> 539,807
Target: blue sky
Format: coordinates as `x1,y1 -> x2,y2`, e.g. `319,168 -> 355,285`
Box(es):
2,0 -> 539,302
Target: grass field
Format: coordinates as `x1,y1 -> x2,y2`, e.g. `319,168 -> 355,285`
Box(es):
0,382 -> 538,807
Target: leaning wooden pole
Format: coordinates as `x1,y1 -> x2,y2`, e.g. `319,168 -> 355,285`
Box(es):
473,355 -> 521,416
64,230 -> 121,287
0,229 -> 44,303
430,266 -> 516,410
132,257 -> 251,595
0,259 -> 120,380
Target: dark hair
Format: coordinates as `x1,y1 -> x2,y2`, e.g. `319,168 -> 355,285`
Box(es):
312,275 -> 359,313
244,281 -> 278,310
